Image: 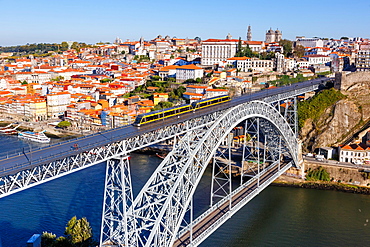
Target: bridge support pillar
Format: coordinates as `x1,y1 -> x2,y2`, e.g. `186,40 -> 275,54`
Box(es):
210,133 -> 233,207
100,153 -> 136,247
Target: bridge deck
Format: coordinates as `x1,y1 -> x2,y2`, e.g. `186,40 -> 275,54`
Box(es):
173,161 -> 291,247
0,78 -> 329,176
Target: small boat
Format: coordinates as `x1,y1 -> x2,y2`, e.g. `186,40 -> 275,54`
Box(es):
0,124 -> 20,135
155,153 -> 166,159
18,130 -> 50,143
0,123 -> 12,130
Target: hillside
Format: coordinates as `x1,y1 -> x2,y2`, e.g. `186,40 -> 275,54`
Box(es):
300,72 -> 370,151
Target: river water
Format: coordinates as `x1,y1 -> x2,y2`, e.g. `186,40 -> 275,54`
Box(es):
0,135 -> 369,247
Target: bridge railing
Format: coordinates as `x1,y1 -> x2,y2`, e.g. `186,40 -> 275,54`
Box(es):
0,124 -> 133,161
177,159 -> 286,238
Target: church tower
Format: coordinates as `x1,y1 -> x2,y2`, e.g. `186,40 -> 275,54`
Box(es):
265,28 -> 275,43
247,25 -> 252,41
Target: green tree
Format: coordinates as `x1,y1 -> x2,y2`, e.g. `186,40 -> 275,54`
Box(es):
152,101 -> 173,111
100,78 -> 112,83
151,75 -> 161,81
41,216 -> 96,247
235,37 -> 243,57
175,86 -> 186,97
297,88 -> 345,129
57,121 -> 71,129
42,232 -> 57,247
243,44 -> 254,58
65,216 -> 94,245
61,42 -> 69,51
293,44 -> 305,58
279,39 -> 293,57
71,42 -> 79,51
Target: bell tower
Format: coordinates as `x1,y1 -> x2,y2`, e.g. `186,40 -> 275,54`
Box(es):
247,25 -> 252,41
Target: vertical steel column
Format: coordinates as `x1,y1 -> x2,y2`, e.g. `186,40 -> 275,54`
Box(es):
263,134 -> 266,173
241,120 -> 247,185
210,154 -> 216,207
293,96 -> 298,138
210,134 -> 233,207
189,195 -> 193,246
100,152 -> 135,247
278,136 -> 282,171
228,133 -> 232,212
257,118 -> 260,187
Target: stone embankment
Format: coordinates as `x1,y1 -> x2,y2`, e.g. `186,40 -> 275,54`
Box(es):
272,180 -> 370,195
275,159 -> 370,194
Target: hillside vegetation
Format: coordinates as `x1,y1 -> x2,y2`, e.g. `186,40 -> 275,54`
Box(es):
298,88 -> 346,129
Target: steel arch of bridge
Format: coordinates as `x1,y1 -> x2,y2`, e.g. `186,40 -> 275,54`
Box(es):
125,100 -> 297,247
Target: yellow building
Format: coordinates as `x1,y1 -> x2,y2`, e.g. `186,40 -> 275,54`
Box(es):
29,99 -> 47,121
153,93 -> 168,105
213,71 -> 227,79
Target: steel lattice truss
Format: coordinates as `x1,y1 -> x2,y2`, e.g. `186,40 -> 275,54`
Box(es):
262,83 -> 319,104
0,112 -> 224,198
100,154 -> 138,246
0,83 -> 316,198
128,101 -> 297,247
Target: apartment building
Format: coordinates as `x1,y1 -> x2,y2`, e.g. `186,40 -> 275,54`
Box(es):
175,64 -> 204,82
46,92 -> 71,118
356,50 -> 370,71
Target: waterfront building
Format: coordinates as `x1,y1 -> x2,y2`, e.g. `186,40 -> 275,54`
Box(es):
28,98 -> 48,121
46,92 -> 71,118
339,143 -> 370,164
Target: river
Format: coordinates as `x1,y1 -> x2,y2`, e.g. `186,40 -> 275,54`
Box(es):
0,135 -> 369,247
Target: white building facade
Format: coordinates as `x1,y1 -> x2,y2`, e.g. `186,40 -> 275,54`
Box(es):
296,37 -> 324,48
176,64 -> 204,82
46,92 -> 71,118
201,38 -> 239,66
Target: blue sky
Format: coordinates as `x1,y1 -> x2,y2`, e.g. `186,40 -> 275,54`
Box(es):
1,0 -> 369,46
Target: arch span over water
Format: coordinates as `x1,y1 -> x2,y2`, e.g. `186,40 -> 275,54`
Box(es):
129,100 -> 298,247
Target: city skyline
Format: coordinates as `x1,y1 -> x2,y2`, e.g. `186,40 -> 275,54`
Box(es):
1,0 -> 370,46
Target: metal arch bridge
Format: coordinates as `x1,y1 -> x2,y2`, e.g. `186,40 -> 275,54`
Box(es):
0,78 -> 331,246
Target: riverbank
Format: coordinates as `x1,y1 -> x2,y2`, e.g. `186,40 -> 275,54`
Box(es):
272,178 -> 370,195
0,121 -> 82,139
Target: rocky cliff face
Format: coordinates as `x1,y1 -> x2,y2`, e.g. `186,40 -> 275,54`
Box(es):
300,72 -> 370,151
